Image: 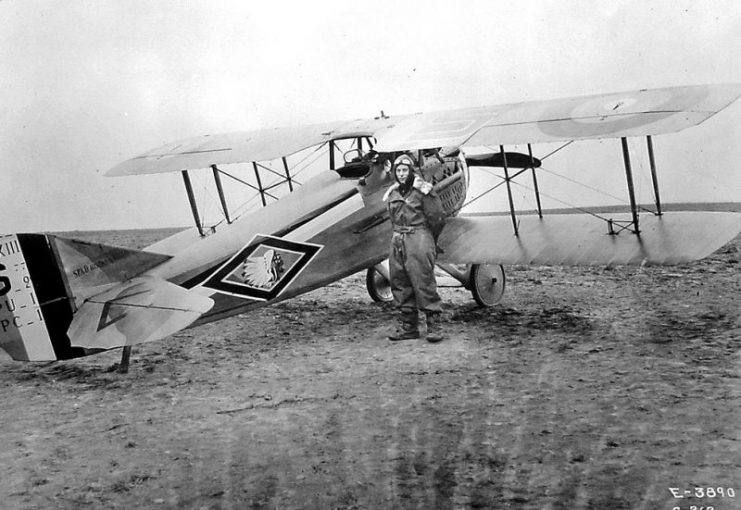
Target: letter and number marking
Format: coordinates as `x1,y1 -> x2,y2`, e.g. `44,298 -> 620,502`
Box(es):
0,263 -> 11,297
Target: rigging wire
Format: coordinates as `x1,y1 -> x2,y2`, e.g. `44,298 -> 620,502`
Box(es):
198,174 -> 225,228
220,137 -> 372,223
188,137 -> 372,228
462,171 -> 609,222
230,192 -> 264,219
468,139 -> 658,216
291,140 -> 328,171
462,173 -> 507,209
254,161 -> 302,185
539,140 -> 575,160
505,176 -> 614,223
292,143 -> 330,179
537,164 -> 655,214
482,140 -> 574,162
465,140 -> 575,208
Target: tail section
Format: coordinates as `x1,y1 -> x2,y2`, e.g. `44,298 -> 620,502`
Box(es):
0,234 -> 172,361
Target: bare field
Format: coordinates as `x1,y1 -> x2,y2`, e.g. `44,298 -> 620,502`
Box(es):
1,229 -> 739,509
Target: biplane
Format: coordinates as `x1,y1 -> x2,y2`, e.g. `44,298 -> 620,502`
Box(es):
1,84 -> 740,363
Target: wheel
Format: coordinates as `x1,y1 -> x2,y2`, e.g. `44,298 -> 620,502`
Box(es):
469,264 -> 505,307
366,262 -> 393,303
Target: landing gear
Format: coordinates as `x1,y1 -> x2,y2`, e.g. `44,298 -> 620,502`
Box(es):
469,264 -> 506,307
366,261 -> 393,303
365,261 -> 506,307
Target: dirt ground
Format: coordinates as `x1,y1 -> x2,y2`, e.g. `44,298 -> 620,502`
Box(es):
1,228 -> 739,510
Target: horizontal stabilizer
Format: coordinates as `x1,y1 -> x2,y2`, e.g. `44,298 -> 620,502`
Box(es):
68,277 -> 213,350
0,234 -> 176,361
438,211 -> 741,266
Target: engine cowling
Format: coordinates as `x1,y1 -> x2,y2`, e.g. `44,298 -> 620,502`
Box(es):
420,149 -> 469,218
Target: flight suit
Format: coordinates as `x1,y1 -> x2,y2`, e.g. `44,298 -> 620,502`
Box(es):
385,181 -> 447,340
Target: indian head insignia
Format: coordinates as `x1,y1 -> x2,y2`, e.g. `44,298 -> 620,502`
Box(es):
201,235 -> 322,301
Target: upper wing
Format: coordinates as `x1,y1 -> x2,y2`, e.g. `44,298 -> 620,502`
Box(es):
107,84 -> 740,177
374,84 -> 741,152
107,117 -> 403,176
438,211 -> 741,266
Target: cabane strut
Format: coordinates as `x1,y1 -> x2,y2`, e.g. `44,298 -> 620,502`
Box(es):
211,165 -> 232,225
181,170 -> 205,237
179,135 -> 369,235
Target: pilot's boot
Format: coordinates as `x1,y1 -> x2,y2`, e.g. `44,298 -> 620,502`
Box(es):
425,312 -> 445,343
388,311 -> 420,341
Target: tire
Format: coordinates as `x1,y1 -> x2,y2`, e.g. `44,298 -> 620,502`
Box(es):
469,264 -> 505,307
366,263 -> 393,303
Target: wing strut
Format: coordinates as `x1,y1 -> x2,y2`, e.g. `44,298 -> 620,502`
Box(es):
252,162 -> 268,206
500,146 -> 519,236
528,143 -> 543,219
619,137 -> 640,235
211,165 -> 232,224
282,157 -> 294,192
181,170 -> 205,237
646,135 -> 662,216
469,144 -> 545,235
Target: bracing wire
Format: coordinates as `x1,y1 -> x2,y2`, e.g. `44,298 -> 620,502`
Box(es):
230,192 -> 265,219
194,138 -> 364,226
254,161 -> 302,185
292,141 -> 328,170
462,175 -> 507,208
468,139 -> 658,216
540,140 -> 575,160
466,140 -> 576,208
293,144 -> 330,179
537,165 -> 656,215
506,177 -> 614,223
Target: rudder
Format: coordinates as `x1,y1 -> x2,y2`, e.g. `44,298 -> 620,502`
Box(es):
0,234 -> 172,361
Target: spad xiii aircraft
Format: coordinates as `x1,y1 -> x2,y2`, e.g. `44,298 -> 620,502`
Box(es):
2,84 -> 741,362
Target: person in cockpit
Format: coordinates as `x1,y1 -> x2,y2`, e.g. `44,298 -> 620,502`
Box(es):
384,152 -> 447,343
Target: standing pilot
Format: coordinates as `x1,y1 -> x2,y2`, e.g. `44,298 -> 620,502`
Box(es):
384,152 -> 447,343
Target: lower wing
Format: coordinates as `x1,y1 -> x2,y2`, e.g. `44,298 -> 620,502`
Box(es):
438,211 -> 741,266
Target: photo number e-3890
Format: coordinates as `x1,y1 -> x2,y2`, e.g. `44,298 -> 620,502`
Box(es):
670,487 -> 736,498
670,486 -> 736,510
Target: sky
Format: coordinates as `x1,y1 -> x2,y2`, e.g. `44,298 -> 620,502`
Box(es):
1,0 -> 740,232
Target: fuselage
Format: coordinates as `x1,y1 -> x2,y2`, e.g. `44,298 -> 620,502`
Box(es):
143,162 -> 396,327
139,150 -> 468,328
